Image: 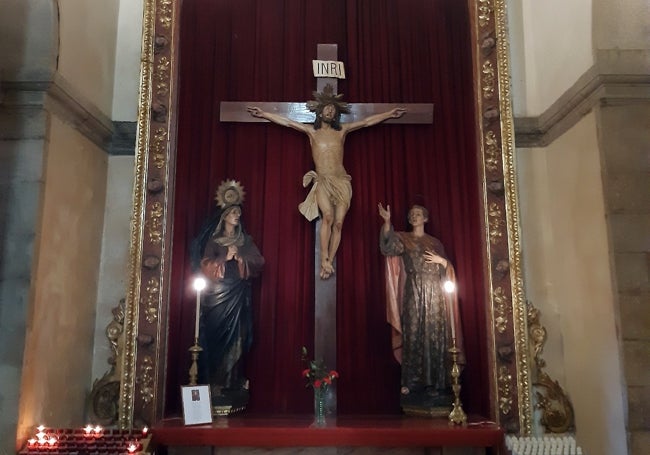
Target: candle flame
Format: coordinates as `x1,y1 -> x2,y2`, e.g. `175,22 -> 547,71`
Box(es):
443,280 -> 455,293
193,277 -> 207,291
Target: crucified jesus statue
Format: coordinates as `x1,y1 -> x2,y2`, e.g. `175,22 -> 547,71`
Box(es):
247,85 -> 405,279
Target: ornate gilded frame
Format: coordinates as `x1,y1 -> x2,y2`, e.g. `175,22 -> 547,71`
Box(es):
119,0 -> 531,435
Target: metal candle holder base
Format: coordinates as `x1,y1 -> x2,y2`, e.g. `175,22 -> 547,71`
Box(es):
188,340 -> 202,386
448,340 -> 467,425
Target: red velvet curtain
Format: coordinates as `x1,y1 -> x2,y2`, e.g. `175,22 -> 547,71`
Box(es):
167,0 -> 489,418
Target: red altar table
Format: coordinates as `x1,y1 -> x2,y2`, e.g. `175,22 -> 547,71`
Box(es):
152,415 -> 505,453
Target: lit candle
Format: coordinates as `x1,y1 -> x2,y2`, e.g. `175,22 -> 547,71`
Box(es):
142,426 -> 148,436
127,442 -> 139,453
193,277 -> 207,340
36,426 -> 47,445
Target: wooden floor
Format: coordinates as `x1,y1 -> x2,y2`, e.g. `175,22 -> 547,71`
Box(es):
152,414 -> 504,450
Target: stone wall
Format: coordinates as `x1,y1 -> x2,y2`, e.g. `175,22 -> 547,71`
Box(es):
513,41 -> 650,455
0,93 -> 47,454
0,1 -> 57,451
597,103 -> 650,454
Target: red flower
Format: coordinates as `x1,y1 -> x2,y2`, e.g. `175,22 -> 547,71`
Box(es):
301,347 -> 339,390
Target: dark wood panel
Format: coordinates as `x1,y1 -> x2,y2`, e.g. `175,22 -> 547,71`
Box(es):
220,102 -> 434,124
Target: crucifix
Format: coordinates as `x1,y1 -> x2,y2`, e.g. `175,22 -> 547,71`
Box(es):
220,44 -> 433,414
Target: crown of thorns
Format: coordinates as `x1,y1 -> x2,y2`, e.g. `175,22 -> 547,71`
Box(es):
306,84 -> 351,114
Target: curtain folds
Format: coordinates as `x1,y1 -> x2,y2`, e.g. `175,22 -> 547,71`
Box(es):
167,0 -> 489,417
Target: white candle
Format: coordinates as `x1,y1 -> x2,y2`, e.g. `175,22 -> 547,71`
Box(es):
443,280 -> 456,342
193,277 -> 207,340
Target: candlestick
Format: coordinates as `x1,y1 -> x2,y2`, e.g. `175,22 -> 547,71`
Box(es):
189,277 -> 206,386
188,342 -> 203,385
448,339 -> 467,426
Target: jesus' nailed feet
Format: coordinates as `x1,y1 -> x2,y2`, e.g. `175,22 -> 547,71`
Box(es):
320,257 -> 334,280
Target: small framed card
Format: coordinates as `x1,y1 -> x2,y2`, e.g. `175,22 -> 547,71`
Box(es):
181,385 -> 213,425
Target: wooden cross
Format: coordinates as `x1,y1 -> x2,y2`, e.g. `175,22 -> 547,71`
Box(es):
221,46 -> 432,125
220,44 -> 433,415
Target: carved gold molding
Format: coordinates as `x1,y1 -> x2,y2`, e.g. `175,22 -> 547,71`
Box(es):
88,298 -> 126,425
494,0 -> 532,432
142,278 -> 160,324
120,0 -> 177,428
475,0 -> 532,434
119,0 -> 532,432
527,303 -> 575,434
478,0 -> 493,27
151,128 -> 168,169
119,0 -> 153,429
481,61 -> 496,100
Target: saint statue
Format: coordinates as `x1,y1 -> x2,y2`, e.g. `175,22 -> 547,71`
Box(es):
378,203 -> 463,416
192,180 -> 265,415
248,85 -> 405,279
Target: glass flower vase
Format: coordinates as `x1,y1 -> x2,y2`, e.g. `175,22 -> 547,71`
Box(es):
313,386 -> 326,427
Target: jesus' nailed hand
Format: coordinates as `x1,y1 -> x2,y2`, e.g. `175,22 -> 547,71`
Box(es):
247,100 -> 405,280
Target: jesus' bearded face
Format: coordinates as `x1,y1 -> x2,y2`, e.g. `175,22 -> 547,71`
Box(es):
321,104 -> 337,122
